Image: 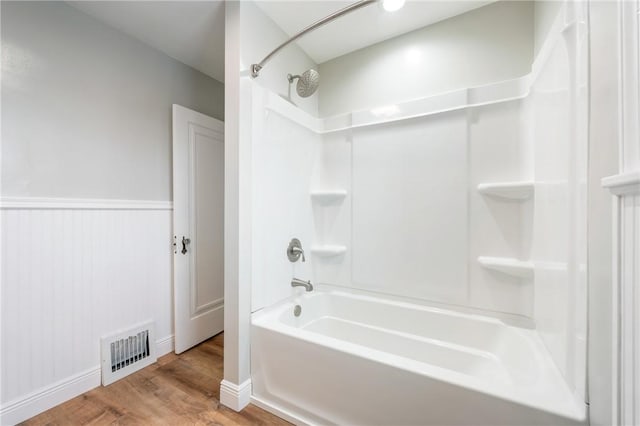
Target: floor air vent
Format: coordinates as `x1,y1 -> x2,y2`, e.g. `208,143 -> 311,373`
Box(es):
100,321 -> 157,386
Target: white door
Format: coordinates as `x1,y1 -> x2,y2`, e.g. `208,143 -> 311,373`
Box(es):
172,104 -> 224,354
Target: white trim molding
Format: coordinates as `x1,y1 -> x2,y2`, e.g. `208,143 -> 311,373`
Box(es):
606,1 -> 640,425
250,395 -> 312,426
156,334 -> 175,357
0,367 -> 101,425
602,171 -> 640,196
0,197 -> 173,210
220,379 -> 251,412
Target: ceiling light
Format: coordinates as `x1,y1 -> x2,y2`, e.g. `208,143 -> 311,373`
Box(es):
381,0 -> 405,12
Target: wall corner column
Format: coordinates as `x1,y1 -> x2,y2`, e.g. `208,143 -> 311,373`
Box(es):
221,0 -> 252,412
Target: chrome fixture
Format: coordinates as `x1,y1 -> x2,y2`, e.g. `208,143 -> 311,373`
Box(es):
251,0 -> 376,78
287,238 -> 306,262
288,69 -> 320,98
294,305 -> 302,317
291,278 -> 313,292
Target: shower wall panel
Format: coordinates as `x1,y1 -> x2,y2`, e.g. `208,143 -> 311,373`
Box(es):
350,112 -> 468,304
251,87 -> 321,311
314,103 -> 533,317
467,100 -> 534,317
529,12 -> 588,400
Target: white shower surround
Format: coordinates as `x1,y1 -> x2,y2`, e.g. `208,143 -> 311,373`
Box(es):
249,2 -> 588,423
252,68 -> 533,319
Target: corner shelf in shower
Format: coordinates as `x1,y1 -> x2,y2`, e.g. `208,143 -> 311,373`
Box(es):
311,245 -> 347,257
477,256 -> 534,279
477,181 -> 534,200
310,189 -> 348,204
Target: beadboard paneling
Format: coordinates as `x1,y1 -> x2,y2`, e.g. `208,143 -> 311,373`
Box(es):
619,194 -> 640,426
0,203 -> 173,424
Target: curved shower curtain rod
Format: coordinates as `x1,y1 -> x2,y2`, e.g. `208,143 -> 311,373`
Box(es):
250,0 -> 377,78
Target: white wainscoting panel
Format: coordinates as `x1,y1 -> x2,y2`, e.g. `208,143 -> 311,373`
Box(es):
618,194 -> 640,426
0,200 -> 174,424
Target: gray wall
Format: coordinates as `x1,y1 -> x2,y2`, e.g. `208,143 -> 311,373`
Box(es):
1,1 -> 224,201
318,1 -> 534,117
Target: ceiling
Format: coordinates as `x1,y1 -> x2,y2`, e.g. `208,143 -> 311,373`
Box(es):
67,1 -> 494,83
255,1 -> 495,64
67,1 -> 226,82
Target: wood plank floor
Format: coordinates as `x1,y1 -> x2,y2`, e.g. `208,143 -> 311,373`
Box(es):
22,333 -> 290,425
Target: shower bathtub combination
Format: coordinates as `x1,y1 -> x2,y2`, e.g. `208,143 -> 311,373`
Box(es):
243,0 -> 589,425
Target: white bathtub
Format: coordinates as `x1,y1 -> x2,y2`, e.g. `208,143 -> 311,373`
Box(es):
251,289 -> 586,425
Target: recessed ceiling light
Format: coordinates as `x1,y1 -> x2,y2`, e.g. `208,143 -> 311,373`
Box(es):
381,0 -> 405,12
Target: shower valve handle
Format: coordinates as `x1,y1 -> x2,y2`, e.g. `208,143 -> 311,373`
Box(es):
287,238 -> 305,263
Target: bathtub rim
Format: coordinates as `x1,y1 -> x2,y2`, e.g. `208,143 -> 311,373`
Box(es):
312,283 -> 536,329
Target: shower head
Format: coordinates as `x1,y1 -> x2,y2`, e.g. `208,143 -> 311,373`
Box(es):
287,69 -> 319,98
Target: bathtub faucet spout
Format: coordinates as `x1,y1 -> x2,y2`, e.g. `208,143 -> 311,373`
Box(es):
291,277 -> 313,292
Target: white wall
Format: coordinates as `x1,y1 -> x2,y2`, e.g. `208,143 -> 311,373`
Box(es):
220,0 -> 251,407
240,1 -> 318,116
586,2 -> 622,425
318,1 -> 533,117
0,1 -> 224,422
533,1 -> 563,58
1,1 -> 224,201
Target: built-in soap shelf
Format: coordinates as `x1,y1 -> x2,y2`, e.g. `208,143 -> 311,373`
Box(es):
310,189 -> 348,204
477,256 -> 534,279
311,245 -> 347,257
477,181 -> 534,200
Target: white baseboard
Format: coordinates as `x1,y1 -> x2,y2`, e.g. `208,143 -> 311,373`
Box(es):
156,334 -> 175,357
0,334 -> 174,425
219,379 -> 251,411
0,367 -> 101,425
250,395 -> 313,426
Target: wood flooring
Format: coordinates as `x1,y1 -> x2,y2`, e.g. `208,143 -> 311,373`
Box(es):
22,333 -> 290,425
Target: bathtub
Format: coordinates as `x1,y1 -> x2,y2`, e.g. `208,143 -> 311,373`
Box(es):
250,288 -> 586,425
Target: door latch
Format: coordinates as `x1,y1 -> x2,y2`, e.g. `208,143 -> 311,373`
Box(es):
181,236 -> 191,254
